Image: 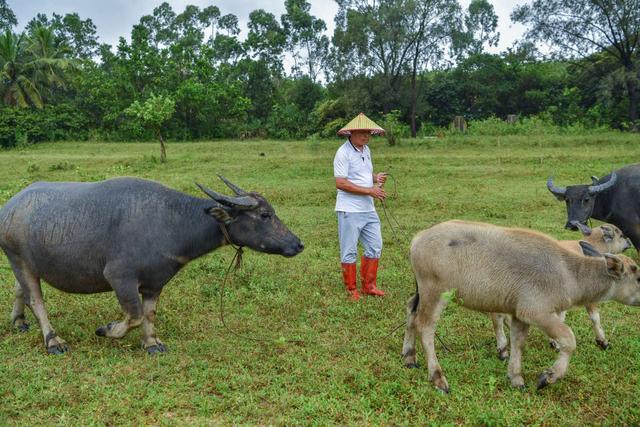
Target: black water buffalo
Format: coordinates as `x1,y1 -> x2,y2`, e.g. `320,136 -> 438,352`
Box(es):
547,164 -> 640,249
0,176 -> 304,354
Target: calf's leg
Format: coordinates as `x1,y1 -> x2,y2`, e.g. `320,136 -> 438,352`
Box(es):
490,313 -> 509,360
586,304 -> 608,349
548,311 -> 567,351
416,291 -> 449,393
528,313 -> 576,389
402,293 -> 419,367
507,317 -> 529,389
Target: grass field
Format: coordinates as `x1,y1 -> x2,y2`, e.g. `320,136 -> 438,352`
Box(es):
1,134 -> 639,425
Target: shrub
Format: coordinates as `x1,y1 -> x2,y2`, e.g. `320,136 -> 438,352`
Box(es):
0,104 -> 90,147
381,110 -> 410,146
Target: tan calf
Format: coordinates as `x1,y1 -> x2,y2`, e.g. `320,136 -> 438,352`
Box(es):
402,220 -> 640,393
491,224 -> 632,358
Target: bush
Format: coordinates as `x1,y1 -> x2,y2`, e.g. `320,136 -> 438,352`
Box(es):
266,103 -> 306,139
381,110 -> 410,145
0,104 -> 90,147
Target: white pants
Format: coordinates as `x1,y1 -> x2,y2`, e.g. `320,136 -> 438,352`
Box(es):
337,211 -> 383,264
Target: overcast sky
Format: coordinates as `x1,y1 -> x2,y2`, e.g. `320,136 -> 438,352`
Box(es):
8,0 -> 526,53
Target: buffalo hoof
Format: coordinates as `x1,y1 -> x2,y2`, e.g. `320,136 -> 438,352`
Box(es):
145,344 -> 168,355
431,371 -> 449,394
16,323 -> 30,333
596,339 -> 610,350
436,384 -> 450,394
497,347 -> 509,361
95,321 -> 117,337
405,362 -> 420,369
12,315 -> 29,332
536,370 -> 554,390
548,340 -> 560,352
47,342 -> 69,355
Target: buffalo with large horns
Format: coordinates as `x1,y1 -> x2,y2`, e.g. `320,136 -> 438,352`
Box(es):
0,176 -> 304,354
547,164 -> 640,249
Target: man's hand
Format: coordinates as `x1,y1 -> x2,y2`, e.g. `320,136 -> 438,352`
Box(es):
375,172 -> 388,186
369,186 -> 386,200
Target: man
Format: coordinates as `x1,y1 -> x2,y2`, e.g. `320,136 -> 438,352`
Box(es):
333,113 -> 387,300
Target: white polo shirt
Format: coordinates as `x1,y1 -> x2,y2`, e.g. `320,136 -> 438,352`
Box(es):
333,140 -> 375,212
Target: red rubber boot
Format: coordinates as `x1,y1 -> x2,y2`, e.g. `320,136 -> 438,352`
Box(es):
341,263 -> 360,300
361,257 -> 385,296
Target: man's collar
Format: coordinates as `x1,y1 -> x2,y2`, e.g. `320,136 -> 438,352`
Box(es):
349,141 -> 365,152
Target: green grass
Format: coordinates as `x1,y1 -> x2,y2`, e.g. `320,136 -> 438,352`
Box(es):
1,135 -> 639,425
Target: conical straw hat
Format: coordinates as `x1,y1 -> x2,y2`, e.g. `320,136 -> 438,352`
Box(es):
337,112 -> 385,136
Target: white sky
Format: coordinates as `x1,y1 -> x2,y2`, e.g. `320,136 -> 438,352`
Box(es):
9,0 -> 527,53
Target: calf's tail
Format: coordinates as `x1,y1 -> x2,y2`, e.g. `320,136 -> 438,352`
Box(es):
409,280 -> 419,313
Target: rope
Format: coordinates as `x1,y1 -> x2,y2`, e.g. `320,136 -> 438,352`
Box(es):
213,174 -> 453,355
376,169 -> 452,353
214,222 -> 410,350
216,222 -> 305,344
378,171 -> 412,243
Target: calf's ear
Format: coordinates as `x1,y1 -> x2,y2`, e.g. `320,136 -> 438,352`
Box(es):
604,254 -> 624,279
601,225 -> 614,242
579,240 -> 602,257
206,206 -> 234,224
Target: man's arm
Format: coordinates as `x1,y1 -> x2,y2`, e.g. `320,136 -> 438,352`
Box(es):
335,177 -> 386,200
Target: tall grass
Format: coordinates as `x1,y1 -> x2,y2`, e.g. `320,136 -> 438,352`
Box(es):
0,134 -> 639,425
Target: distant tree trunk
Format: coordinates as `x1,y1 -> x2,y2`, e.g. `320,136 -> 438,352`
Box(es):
409,34 -> 422,139
626,77 -> 639,132
410,69 -> 417,138
158,131 -> 167,162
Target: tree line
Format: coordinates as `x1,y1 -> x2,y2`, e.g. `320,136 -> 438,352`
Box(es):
0,0 -> 638,147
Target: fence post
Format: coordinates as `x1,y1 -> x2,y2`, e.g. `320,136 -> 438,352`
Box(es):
451,116 -> 467,133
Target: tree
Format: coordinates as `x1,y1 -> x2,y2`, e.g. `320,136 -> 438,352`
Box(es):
125,94 -> 175,162
0,0 -> 16,32
281,0 -> 329,82
58,13 -> 99,59
28,25 -> 76,103
25,12 -> 99,60
456,0 -> 500,57
0,25 -> 75,108
512,0 -> 640,130
246,9 -> 287,74
404,0 -> 465,137
332,0 -> 423,113
0,30 -> 42,107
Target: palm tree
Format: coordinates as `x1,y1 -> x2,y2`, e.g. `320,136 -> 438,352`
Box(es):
0,29 -> 42,107
0,26 -> 76,108
27,25 -> 76,103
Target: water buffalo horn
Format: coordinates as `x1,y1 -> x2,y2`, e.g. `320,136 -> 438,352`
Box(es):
218,175 -> 248,196
546,177 -> 566,197
588,172 -> 617,195
195,183 -> 258,210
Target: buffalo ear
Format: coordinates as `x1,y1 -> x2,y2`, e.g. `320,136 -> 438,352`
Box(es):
206,206 -> 234,224
579,240 -> 602,257
604,254 -> 624,279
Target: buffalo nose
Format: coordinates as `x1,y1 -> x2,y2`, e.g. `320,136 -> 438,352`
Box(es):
297,242 -> 305,252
